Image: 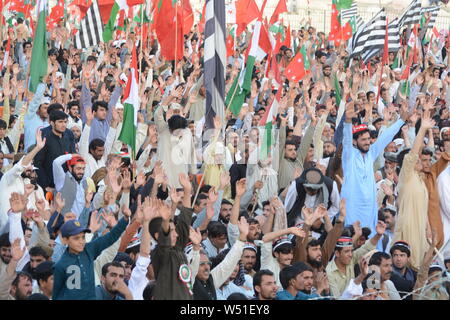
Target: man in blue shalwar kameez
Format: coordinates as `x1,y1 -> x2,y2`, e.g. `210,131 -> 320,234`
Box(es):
340,102 -> 407,240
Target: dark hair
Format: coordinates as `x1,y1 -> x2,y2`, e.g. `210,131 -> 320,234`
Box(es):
221,199 -> 233,206
199,185 -> 212,194
368,252 -> 391,266
86,55 -> 98,63
167,115 -> 188,131
247,218 -> 259,226
193,193 -> 208,207
67,101 -> 80,110
207,222 -> 227,239
279,265 -> 301,290
148,217 -> 163,240
273,243 -> 293,254
227,292 -> 248,300
47,103 -> 64,115
92,101 -> 108,112
253,269 -> 274,296
390,242 -> 411,257
143,281 -> 156,300
101,261 -> 125,277
285,140 -> 297,148
307,239 -> 322,250
49,110 -> 68,122
12,271 -> 32,289
421,148 -> 433,157
23,41 -> 32,50
89,138 -> 105,152
29,246 -> 49,259
262,201 -> 270,208
0,233 -> 11,248
0,119 -> 7,129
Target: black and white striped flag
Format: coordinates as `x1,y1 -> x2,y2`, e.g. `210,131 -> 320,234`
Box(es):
350,9 -> 386,63
388,18 -> 401,52
399,0 -> 422,27
204,0 -> 226,132
74,0 -> 104,49
341,2 -> 358,21
421,6 -> 441,29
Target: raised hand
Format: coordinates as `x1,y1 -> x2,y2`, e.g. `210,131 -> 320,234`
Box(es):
337,198 -> 346,223
9,192 -> 27,213
101,210 -> 118,228
289,226 -> 306,238
207,187 -> 219,206
353,221 -> 362,239
189,227 -> 202,246
121,170 -> 132,191
380,182 -> 393,197
236,178 -> 247,197
178,173 -> 192,191
345,102 -> 356,122
10,238 -> 25,262
121,204 -> 132,219
375,220 -> 387,236
219,171 -> 231,190
302,206 -> 315,225
170,187 -> 182,205
253,180 -> 264,191
157,199 -> 172,221
237,216 -> 249,241
135,172 -> 146,188
89,211 -> 102,233
35,129 -> 46,150
35,198 -> 46,213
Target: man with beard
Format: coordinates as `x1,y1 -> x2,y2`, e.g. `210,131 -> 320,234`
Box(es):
252,270 -> 278,300
52,154 -> 87,216
368,251 -> 401,300
218,200 -> 233,225
241,243 -> 258,277
79,105 -> 118,178
21,246 -> 50,291
0,238 -> 33,300
0,233 -> 11,275
326,220 -> 387,298
34,110 -> 76,191
95,262 -> 133,300
341,102 -> 407,243
277,262 -> 329,300
285,167 -> 340,226
294,200 -> 346,277
67,101 -> 82,128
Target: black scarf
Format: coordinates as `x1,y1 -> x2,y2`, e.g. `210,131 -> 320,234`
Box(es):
193,277 -> 217,300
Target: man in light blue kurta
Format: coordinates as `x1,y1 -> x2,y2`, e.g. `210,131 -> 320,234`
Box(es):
341,113 -> 405,238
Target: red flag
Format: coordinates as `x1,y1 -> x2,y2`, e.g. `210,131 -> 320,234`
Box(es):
155,0 -> 184,61
284,51 -> 306,82
342,21 -> 353,41
236,0 -> 260,36
328,3 -> 342,45
48,0 -> 65,30
181,0 -> 194,36
270,52 -> 282,87
269,0 -> 287,25
377,18 -> 389,103
226,34 -> 234,57
282,24 -> 291,49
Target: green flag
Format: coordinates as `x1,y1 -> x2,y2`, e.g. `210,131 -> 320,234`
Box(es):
334,74 -> 342,106
29,0 -> 48,93
226,67 -> 248,116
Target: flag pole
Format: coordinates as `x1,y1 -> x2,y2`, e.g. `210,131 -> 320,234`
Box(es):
175,1 -> 178,63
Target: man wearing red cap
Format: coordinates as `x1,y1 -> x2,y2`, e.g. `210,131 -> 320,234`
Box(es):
52,153 -> 87,217
340,102 -> 408,244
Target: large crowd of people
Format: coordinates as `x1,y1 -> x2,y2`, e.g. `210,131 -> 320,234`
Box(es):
0,2 -> 450,301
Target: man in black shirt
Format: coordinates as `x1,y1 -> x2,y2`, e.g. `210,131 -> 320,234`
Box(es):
389,241 -> 417,300
35,110 -> 76,191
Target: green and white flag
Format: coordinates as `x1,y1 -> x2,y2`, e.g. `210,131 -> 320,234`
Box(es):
29,0 -> 48,93
118,44 -> 139,155
103,0 -> 129,42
